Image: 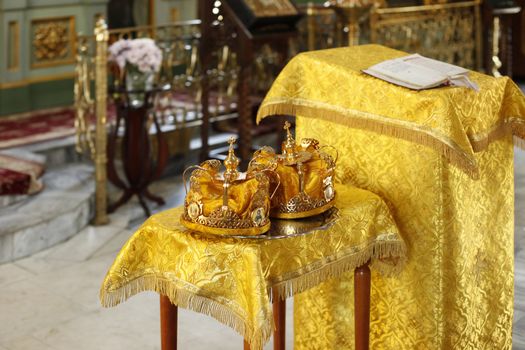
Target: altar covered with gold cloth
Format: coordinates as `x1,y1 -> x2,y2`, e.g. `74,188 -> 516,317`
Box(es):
257,45 -> 525,349
100,185 -> 406,350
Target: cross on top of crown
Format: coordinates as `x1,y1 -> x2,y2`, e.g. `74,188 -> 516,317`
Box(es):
284,121 -> 291,131
228,137 -> 236,146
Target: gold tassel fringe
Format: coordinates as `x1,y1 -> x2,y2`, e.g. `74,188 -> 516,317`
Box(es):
470,118 -> 525,152
269,239 -> 407,301
258,102 -> 525,179
100,275 -> 272,350
515,135 -> 525,150
512,120 -> 525,150
257,101 -> 480,179
99,238 -> 407,348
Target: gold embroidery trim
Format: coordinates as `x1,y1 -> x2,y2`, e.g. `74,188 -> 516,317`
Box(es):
269,235 -> 407,301
257,97 -> 480,178
469,117 -> 525,151
271,197 -> 336,219
100,237 -> 406,350
180,216 -> 271,236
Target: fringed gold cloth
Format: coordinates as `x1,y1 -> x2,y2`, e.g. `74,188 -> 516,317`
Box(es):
256,45 -> 525,178
100,185 -> 406,350
291,122 -> 516,350
256,45 -> 524,349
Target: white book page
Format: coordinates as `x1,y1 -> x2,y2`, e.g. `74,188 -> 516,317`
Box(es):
365,58 -> 447,88
363,69 -> 428,90
449,75 -> 480,91
402,54 -> 468,77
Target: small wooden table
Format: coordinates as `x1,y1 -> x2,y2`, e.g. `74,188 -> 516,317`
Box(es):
160,262 -> 371,350
100,186 -> 406,350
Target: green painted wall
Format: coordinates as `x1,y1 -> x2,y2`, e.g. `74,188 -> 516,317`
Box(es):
0,79 -> 74,115
0,0 -> 108,117
155,0 -> 196,23
0,0 -> 316,117
30,79 -> 75,110
0,86 -> 31,116
0,0 -> 198,117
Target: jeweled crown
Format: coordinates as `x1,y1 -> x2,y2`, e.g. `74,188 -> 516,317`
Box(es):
181,138 -> 276,236
251,122 -> 337,219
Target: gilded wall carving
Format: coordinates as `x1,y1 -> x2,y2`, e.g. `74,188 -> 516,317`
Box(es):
31,16 -> 76,68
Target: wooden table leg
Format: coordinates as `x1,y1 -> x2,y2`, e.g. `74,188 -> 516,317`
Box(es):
273,288 -> 286,350
355,263 -> 371,350
160,295 -> 178,350
243,292 -> 286,350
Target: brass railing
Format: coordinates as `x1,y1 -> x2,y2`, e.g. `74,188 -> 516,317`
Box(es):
370,0 -> 482,70
75,18 -> 110,225
297,4 -> 346,51
297,1 -> 482,70
74,18 -> 240,224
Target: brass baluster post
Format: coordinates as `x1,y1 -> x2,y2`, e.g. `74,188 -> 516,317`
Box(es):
333,1 -> 374,47
93,17 -> 109,225
74,37 -> 94,156
307,3 -> 316,51
474,0 -> 483,72
491,16 -> 503,77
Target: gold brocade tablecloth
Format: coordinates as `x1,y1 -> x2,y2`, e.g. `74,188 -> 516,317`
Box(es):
257,45 -> 525,178
100,185 -> 406,349
257,45 -> 525,349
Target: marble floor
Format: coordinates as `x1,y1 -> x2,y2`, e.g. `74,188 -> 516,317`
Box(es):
0,148 -> 523,350
0,175 -> 294,350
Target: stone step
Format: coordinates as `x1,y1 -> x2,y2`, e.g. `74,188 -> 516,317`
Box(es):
0,163 -> 95,264
0,123 -> 279,263
8,135 -> 86,169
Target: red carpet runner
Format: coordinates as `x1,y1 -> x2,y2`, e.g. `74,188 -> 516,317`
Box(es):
0,108 -> 76,149
0,154 -> 44,195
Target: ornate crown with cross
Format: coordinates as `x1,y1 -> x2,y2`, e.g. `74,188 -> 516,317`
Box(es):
250,122 -> 338,219
181,138 -> 278,236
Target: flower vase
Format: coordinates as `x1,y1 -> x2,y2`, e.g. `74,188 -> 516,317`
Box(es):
126,66 -> 154,108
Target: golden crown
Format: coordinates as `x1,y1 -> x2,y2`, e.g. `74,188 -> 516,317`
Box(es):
181,138 -> 277,236
251,122 -> 337,219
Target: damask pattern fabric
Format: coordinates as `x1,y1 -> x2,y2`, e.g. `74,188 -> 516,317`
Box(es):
100,185 -> 406,350
293,120 -> 514,349
255,45 -> 523,349
256,45 -> 525,178
254,45 -> 525,350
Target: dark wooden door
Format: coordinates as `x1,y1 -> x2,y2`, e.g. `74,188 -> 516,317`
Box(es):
513,0 -> 525,78
107,0 -> 155,29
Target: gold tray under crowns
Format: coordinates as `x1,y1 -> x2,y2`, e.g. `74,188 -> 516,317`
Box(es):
185,207 -> 340,240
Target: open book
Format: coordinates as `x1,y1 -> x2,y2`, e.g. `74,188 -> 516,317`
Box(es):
363,54 -> 479,91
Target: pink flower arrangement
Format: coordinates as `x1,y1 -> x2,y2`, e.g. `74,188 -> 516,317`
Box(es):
109,38 -> 163,74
